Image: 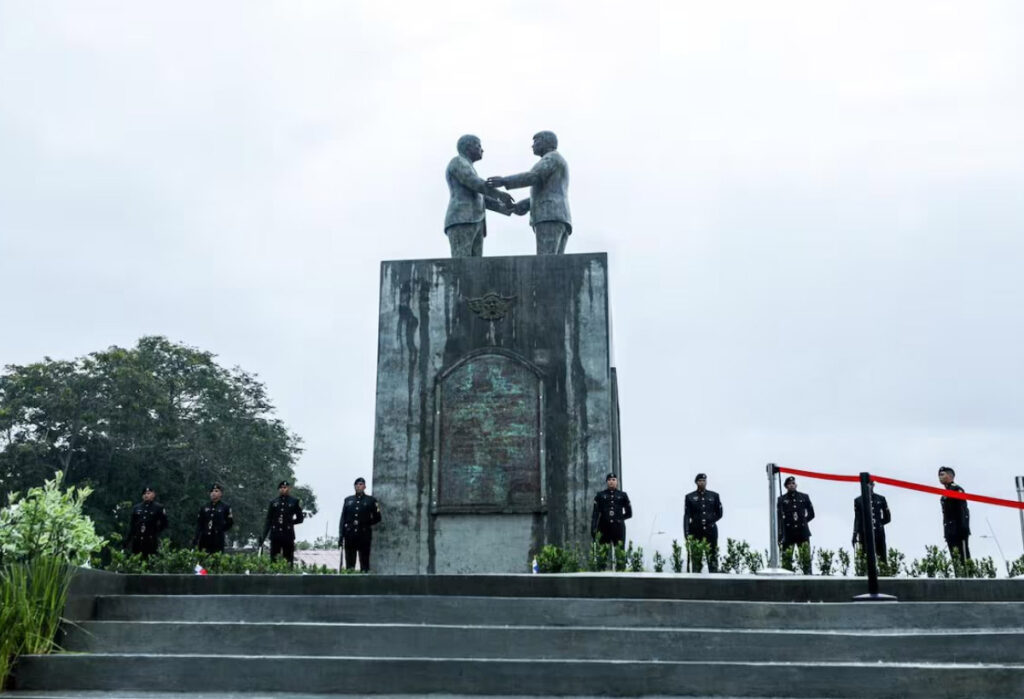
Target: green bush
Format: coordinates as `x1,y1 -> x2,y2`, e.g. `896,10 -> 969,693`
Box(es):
795,542 -> 813,575
837,548 -> 851,576
780,544 -> 795,572
0,556 -> 74,689
0,471 -> 106,565
815,548 -> 835,576
626,543 -> 645,573
652,550 -> 665,573
1008,554 -> 1024,578
536,544 -> 579,573
100,541 -> 338,575
745,549 -> 765,574
878,547 -> 904,578
670,539 -> 684,573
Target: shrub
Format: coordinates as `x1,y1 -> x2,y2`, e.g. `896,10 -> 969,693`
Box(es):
670,539 -> 684,573
626,543 -> 645,573
0,557 -> 74,689
1008,554 -> 1024,578
816,548 -> 835,576
652,551 -> 665,573
837,548 -> 851,576
878,547 -> 905,578
780,545 -> 795,572
745,549 -> 765,574
536,544 -> 579,573
0,471 -> 106,565
720,538 -> 747,574
796,542 -> 813,575
101,542 -> 337,575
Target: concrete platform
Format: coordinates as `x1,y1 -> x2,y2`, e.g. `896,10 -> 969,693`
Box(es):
12,570 -> 1024,697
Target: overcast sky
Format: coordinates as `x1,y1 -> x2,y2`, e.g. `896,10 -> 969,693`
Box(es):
2,1 -> 1023,571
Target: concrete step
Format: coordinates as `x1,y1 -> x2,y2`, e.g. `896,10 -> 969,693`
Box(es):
114,573 -> 1024,602
91,594 -> 1024,631
13,654 -> 1024,697
62,621 -> 1024,664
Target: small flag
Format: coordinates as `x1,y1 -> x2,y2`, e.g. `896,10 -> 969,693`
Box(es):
193,564 -> 208,576
532,557 -> 539,574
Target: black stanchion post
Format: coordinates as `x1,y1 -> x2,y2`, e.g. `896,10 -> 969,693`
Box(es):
853,471 -> 897,602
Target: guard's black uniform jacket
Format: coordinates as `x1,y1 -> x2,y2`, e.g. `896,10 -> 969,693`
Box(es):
683,489 -> 723,542
591,488 -> 632,546
340,493 -> 382,571
941,483 -> 971,560
776,491 -> 815,547
853,493 -> 891,557
193,500 -> 234,554
261,495 -> 304,563
127,500 -> 169,556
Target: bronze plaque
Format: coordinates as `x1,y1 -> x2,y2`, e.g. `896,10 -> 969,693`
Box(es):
436,353 -> 542,510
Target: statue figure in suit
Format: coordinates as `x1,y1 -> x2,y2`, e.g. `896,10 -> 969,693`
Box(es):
488,131 -> 571,255
444,134 -> 515,257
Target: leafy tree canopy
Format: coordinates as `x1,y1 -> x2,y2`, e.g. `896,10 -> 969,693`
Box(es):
0,336 -> 316,548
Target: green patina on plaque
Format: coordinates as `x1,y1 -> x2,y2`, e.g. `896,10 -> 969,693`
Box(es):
438,354 -> 541,508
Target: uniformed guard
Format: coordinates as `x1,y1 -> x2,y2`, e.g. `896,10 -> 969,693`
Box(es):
126,486 -> 169,558
938,466 -> 971,567
683,473 -> 723,572
339,476 -> 382,572
259,480 -> 305,565
193,483 -> 234,554
776,476 -> 814,572
590,473 -> 632,547
852,481 -> 891,562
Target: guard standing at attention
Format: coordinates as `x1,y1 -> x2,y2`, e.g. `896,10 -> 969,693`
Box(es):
126,486 -> 169,558
852,481 -> 891,562
938,466 -> 971,566
193,483 -> 234,554
591,473 -> 632,547
777,476 -> 815,560
339,476 -> 382,572
683,473 -> 724,572
259,480 -> 305,565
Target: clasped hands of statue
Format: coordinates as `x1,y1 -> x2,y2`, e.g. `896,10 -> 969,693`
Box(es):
487,177 -> 530,216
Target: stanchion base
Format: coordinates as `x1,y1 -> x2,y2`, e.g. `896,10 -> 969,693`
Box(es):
852,592 -> 898,602
759,567 -> 797,576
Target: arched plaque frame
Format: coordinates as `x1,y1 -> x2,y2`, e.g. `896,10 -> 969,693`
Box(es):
430,347 -> 546,514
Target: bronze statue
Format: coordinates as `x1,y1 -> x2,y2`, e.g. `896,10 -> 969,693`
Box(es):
444,135 -> 514,258
487,131 -> 571,255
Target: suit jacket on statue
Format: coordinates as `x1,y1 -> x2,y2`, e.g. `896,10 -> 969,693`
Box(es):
444,155 -> 506,232
502,150 -> 572,231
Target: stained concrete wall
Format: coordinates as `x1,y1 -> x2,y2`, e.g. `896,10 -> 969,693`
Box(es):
371,253 -> 619,574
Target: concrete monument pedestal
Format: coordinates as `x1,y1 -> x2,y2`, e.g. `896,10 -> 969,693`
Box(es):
371,252 -> 620,574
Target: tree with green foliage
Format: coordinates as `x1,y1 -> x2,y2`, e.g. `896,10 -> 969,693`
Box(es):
0,336 -> 316,549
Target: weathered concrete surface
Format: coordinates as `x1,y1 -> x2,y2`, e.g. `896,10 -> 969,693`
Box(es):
114,572 -> 1024,602
90,594 -> 1024,629
62,620 -> 1024,664
15,571 -> 1024,698
15,655 -> 1024,697
372,253 -> 620,574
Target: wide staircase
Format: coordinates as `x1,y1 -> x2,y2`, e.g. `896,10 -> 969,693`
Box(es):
9,571 -> 1024,697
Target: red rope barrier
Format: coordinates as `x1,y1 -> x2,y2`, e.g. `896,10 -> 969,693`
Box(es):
777,466 -> 1024,510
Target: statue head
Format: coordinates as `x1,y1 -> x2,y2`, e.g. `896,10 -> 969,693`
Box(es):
532,131 -> 558,156
457,134 -> 483,162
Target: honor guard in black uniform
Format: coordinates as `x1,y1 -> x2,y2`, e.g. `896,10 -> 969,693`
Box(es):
938,466 -> 971,565
591,473 -> 632,547
852,481 -> 891,562
259,480 -> 305,565
126,486 -> 169,558
684,473 -> 723,572
339,476 -> 382,571
193,483 -> 234,554
777,476 -> 814,572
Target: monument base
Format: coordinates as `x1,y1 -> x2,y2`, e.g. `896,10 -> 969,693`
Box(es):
371,253 -> 620,574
